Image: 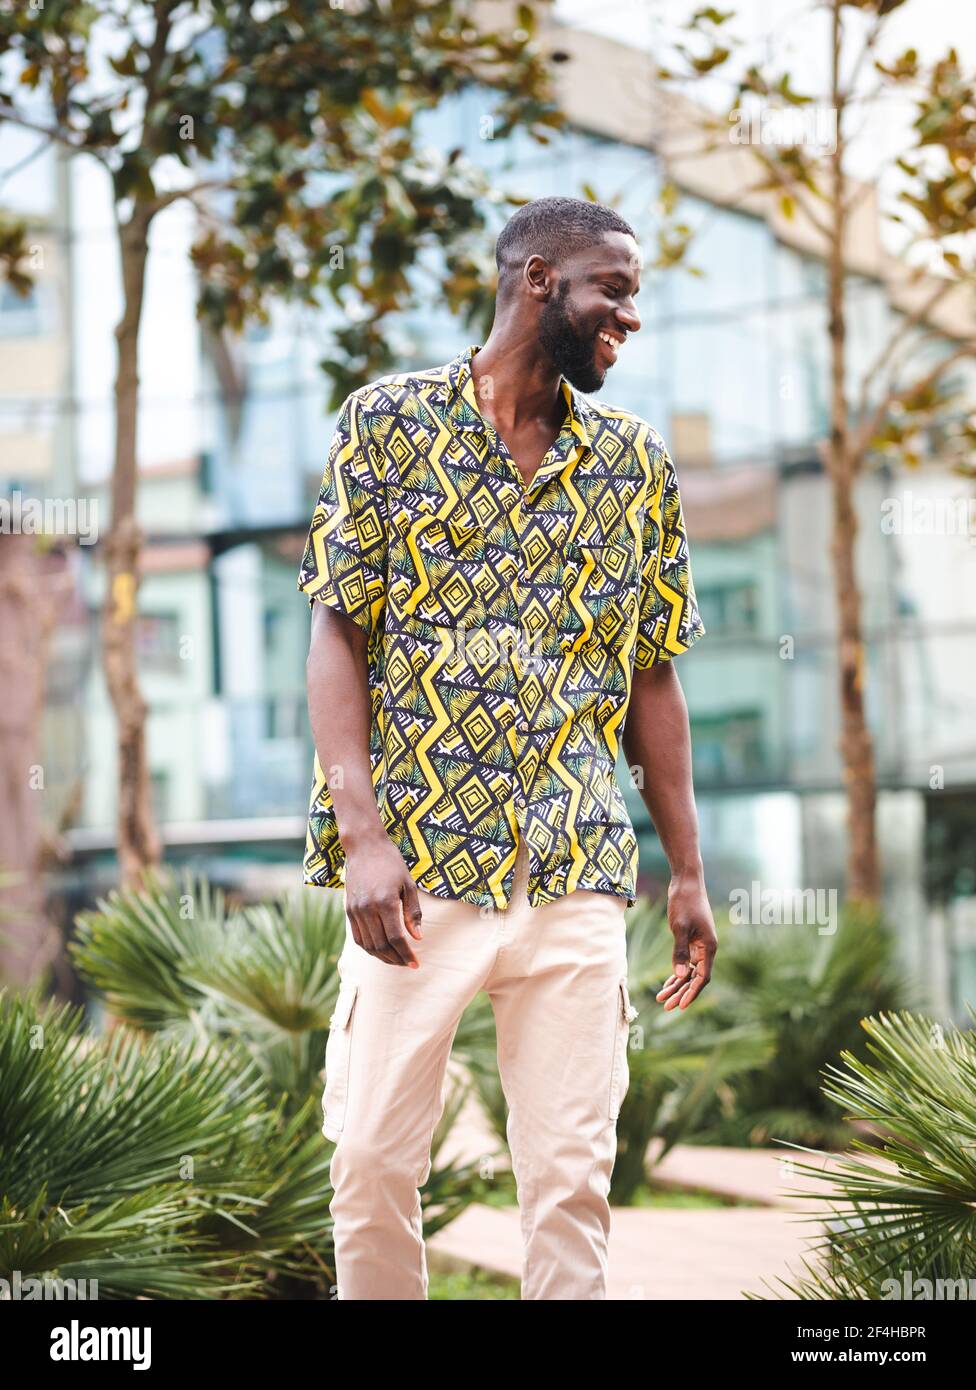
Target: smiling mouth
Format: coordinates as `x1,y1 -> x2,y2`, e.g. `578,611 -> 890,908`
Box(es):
596,330 -> 624,363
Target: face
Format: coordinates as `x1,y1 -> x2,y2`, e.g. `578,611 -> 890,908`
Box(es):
536,231 -> 642,392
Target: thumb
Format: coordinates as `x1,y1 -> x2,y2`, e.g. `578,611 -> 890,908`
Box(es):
401,881 -> 424,939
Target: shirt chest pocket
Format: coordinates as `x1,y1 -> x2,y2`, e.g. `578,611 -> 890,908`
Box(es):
558,540 -> 638,656
389,502 -> 490,631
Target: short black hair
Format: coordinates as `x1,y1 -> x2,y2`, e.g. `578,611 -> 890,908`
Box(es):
495,196 -> 636,295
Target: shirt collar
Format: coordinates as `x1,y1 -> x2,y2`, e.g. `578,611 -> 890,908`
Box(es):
437,343 -> 594,496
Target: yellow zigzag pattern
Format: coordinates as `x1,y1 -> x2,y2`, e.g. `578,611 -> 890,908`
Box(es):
297,345 -> 705,910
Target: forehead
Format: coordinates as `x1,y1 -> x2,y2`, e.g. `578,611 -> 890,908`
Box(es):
565,231 -> 642,280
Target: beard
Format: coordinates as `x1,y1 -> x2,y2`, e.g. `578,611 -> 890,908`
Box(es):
537,280 -> 605,393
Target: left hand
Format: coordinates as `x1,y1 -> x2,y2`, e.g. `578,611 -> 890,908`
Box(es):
657,870 -> 718,1011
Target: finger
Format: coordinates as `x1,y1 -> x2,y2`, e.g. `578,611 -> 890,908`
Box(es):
347,910 -> 375,958
400,882 -> 425,942
385,924 -> 420,969
662,978 -> 695,1010
377,898 -> 420,969
359,905 -> 407,967
672,968 -> 711,1010
659,967 -> 691,989
662,961 -> 700,1006
656,966 -> 691,1001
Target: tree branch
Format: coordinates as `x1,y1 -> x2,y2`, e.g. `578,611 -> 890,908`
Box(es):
0,132 -> 59,194
857,277 -> 958,418
853,341 -> 976,463
741,146 -> 834,242
843,9 -> 885,102
147,179 -> 236,214
137,0 -> 176,152
0,104 -> 112,169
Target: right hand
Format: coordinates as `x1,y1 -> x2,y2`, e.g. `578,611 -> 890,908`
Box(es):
342,832 -> 425,968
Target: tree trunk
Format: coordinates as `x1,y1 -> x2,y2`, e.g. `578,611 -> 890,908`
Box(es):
826,0 -> 881,905
0,535 -> 64,987
103,205 -> 162,889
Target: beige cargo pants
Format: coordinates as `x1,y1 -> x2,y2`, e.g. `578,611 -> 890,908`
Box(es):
322,836 -> 637,1300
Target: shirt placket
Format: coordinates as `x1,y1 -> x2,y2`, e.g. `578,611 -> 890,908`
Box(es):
447,350 -> 593,906
477,419 -> 583,834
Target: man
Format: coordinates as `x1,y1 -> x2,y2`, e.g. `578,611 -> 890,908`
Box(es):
299,195 -> 716,1300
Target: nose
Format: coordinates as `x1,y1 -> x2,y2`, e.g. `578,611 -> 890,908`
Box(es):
616,300 -> 640,334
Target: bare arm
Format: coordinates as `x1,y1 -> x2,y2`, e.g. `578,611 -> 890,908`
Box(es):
306,602 -> 424,968
622,660 -> 717,1009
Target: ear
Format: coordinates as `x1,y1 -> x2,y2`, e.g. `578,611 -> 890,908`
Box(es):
523,253 -> 554,301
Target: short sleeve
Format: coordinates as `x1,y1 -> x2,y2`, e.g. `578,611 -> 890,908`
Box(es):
297,391 -> 387,636
633,437 -> 705,669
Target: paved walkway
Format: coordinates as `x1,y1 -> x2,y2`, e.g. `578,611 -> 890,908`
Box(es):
428,1203 -> 820,1299
438,1073 -> 887,1209
428,1072 -> 893,1297
648,1138 -> 894,1209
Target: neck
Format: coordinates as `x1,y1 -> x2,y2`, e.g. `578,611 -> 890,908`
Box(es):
468,329 -> 565,432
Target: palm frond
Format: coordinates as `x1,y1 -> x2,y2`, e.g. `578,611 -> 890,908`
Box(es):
69,868 -> 231,1029
747,1009 -> 976,1298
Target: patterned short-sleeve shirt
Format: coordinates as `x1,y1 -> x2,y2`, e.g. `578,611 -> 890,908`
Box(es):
298,343 -> 705,910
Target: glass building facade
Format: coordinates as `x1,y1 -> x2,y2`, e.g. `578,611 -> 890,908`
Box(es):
2,59 -> 974,1020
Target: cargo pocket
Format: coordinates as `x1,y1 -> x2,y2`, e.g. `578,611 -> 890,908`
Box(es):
322,980 -> 359,1140
608,977 -> 639,1121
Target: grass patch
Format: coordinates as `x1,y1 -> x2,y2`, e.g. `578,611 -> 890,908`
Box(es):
445,1164 -> 761,1211
429,1266 -> 521,1300
476,1172 -> 518,1207
629,1180 -> 761,1208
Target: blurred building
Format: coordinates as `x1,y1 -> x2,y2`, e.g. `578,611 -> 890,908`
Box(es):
2,18 -> 974,1018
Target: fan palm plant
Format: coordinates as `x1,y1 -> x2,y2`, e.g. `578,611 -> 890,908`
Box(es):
70,868 -> 498,1108
0,869 -> 492,1297
691,901 -> 913,1149
0,987 -> 333,1298
746,1008 -> 976,1299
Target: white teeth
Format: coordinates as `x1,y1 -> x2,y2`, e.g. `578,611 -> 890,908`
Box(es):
599,333 -> 619,347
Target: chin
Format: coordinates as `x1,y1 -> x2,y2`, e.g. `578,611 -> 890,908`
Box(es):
564,361 -> 605,393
